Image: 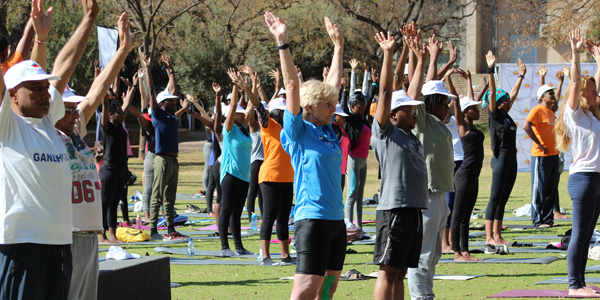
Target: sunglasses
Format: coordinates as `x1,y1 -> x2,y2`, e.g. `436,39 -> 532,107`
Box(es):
64,107 -> 78,115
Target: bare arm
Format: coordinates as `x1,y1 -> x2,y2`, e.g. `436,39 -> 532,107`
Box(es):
161,55 -> 178,95
538,64 -> 547,86
475,76 -> 489,103
555,70 -> 565,102
30,0 -> 52,70
324,17 -> 344,90
187,95 -> 214,128
142,54 -> 158,110
425,34 -> 443,82
16,19 -> 35,60
269,68 -> 281,101
101,95 -> 109,128
486,51 -> 498,115
50,0 -> 98,93
374,32 -> 395,129
393,37 -> 409,91
509,58 -> 527,105
127,105 -> 151,132
407,35 -> 426,100
80,13 -> 132,125
224,80 -> 238,132
437,41 -> 457,80
568,29 -> 584,111
174,99 -> 189,119
523,119 -> 548,155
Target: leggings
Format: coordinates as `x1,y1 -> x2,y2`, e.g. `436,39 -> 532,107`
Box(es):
259,182 -> 294,241
246,160 -> 263,219
202,142 -> 213,193
120,182 -> 130,221
567,172 -> 600,289
205,164 -> 215,213
486,152 -> 517,221
99,166 -> 127,230
345,156 -> 367,226
219,173 -> 250,251
451,170 -> 479,252
446,160 -> 463,227
212,160 -> 222,205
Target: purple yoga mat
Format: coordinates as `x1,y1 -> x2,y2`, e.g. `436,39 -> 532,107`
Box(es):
195,224 -> 250,231
489,285 -> 600,298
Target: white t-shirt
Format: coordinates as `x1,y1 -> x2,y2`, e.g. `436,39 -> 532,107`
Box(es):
446,116 -> 463,161
0,87 -> 72,244
564,104 -> 600,174
58,107 -> 103,231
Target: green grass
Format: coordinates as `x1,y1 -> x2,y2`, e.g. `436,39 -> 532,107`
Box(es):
115,123 -> 598,299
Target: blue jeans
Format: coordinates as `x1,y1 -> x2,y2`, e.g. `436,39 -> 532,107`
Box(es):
567,172 -> 600,289
407,191 -> 450,299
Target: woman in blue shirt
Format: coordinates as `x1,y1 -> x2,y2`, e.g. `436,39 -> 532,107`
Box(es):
265,11 -> 346,299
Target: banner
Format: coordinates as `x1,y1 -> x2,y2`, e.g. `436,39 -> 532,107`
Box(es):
496,63 -> 597,171
97,26 -> 118,70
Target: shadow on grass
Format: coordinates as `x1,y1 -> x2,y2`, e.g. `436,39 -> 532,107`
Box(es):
179,278 -> 283,288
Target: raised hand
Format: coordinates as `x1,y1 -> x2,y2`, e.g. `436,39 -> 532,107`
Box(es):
350,58 -> 359,71
322,67 -> 330,80
426,34 -> 443,58
132,72 -> 139,86
517,58 -> 527,75
486,50 -> 496,68
371,68 -> 380,83
556,70 -> 565,82
120,76 -> 132,88
117,12 -> 132,51
591,45 -> 600,66
94,60 -> 100,77
538,64 -> 548,77
341,77 -> 348,87
447,41 -> 457,63
295,65 -> 303,82
443,68 -> 455,80
227,68 -> 247,89
324,16 -> 343,48
160,54 -> 174,70
359,61 -> 368,71
264,12 -> 287,43
180,98 -> 191,110
142,53 -> 151,68
212,82 -> 222,95
455,68 -> 470,80
31,0 -> 52,41
585,40 -> 600,53
375,31 -> 396,52
239,65 -> 253,75
406,35 -> 426,60
562,65 -> 571,79
81,0 -> 99,19
269,68 -> 280,85
569,29 -> 585,53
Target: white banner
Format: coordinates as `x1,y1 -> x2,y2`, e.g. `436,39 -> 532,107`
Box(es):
97,26 -> 118,70
497,63 -> 598,171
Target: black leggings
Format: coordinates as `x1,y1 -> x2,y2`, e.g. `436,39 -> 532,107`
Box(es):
99,166 -> 127,230
212,160 -> 222,205
259,182 -> 294,241
486,152 -> 517,221
246,160 -> 263,219
219,173 -> 249,251
451,170 -> 479,252
205,163 -> 215,212
120,182 -> 130,221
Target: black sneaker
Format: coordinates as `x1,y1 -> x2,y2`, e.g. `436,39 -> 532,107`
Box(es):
484,244 -> 497,254
150,233 -> 163,241
281,256 -> 297,264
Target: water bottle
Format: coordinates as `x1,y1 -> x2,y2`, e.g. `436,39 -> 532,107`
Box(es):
250,213 -> 258,231
257,244 -> 263,261
187,238 -> 195,258
135,214 -> 142,230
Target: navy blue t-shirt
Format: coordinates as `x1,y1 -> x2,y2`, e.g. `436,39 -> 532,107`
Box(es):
152,106 -> 178,154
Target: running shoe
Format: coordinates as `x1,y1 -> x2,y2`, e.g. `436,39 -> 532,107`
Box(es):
221,249 -> 239,257
497,244 -> 510,255
484,244 -> 497,254
236,248 -> 255,255
185,204 -> 202,213
280,256 -> 297,265
261,257 -> 279,266
163,232 -> 188,241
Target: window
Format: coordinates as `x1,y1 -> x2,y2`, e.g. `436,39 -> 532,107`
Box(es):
510,34 -> 537,63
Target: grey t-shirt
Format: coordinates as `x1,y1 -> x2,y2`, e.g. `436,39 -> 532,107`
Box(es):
371,119 -> 428,210
250,130 -> 264,162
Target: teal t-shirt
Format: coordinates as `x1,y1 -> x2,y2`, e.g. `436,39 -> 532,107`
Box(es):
280,108 -> 344,221
220,125 -> 252,183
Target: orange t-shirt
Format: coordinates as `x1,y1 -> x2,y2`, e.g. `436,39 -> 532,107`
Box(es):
526,104 -> 558,156
2,51 -> 24,74
259,117 -> 294,183
370,101 -> 377,116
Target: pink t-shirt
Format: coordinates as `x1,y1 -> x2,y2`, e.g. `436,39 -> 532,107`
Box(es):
339,125 -> 351,174
349,125 -> 371,158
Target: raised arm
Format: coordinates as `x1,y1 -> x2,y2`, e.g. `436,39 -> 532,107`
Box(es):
224,72 -> 239,132
119,74 -> 137,115
50,0 -> 98,93
360,61 -> 370,92
16,19 -> 35,61
29,0 -> 51,70
393,36 -> 409,91
142,54 -> 158,110
101,94 -> 109,128
264,12 -> 300,115
437,41 -> 457,80
228,69 -> 259,132
213,83 -> 224,142
161,55 -> 178,95
568,29 -> 585,111
476,75 -> 489,103
446,69 -> 468,137
80,12 -> 132,125
188,94 -> 214,129
425,34 -> 443,82
175,98 -> 190,119
324,16 -> 344,90
407,35 -> 427,100
374,31 -> 395,129
486,51 -> 498,114
538,64 -> 547,86
555,70 -> 565,103
589,42 -> 600,91
349,58 -> 359,93
509,58 -> 527,104
268,68 -> 281,101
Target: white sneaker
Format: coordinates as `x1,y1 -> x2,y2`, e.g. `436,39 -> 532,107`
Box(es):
344,219 -> 355,229
221,249 -> 239,257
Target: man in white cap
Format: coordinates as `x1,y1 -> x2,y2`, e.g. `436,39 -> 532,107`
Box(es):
54,12 -> 132,299
0,0 -> 99,297
523,84 -> 560,228
142,54 -> 190,240
371,32 -> 428,300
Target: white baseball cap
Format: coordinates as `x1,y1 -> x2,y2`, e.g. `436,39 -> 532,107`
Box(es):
260,101 -> 269,110
62,85 -> 87,103
226,93 -> 233,100
421,80 -> 457,98
334,104 -> 348,117
157,90 -> 178,104
537,84 -> 556,100
390,90 -> 423,111
277,88 -> 286,96
232,104 -> 247,114
5,60 -> 60,89
459,97 -> 481,112
268,97 -> 286,111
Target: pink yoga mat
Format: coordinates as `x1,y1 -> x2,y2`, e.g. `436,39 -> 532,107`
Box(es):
118,223 -> 180,231
362,220 -> 376,224
489,285 -> 600,298
195,224 -> 250,231
270,237 -> 293,243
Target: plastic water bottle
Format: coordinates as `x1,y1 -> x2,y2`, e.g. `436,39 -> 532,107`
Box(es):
187,238 -> 195,258
250,213 -> 258,231
135,214 -> 142,230
257,244 -> 263,261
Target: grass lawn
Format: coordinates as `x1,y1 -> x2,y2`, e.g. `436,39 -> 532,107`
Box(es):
113,123 -> 600,299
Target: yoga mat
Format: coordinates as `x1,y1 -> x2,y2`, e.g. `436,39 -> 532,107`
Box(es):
470,241 -> 550,247
586,264 -> 600,271
364,211 -> 376,215
270,237 -> 293,244
195,232 -> 253,240
362,220 -> 376,224
438,256 -> 560,264
348,239 -> 375,245
175,212 -> 211,218
504,224 -> 536,229
364,272 -> 483,281
196,224 -> 250,231
154,246 -> 295,259
469,231 -> 486,238
470,247 -> 566,254
99,239 -> 187,246
157,230 -> 216,236
364,227 -> 376,233
535,277 -> 600,285
168,257 -> 262,265
488,285 -> 600,298
514,235 -> 561,240
504,216 -> 573,222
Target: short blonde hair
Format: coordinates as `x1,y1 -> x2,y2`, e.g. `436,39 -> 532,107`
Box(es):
300,80 -> 339,116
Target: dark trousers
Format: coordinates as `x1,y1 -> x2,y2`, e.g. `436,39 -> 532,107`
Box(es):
486,152 -> 517,221
451,170 -> 479,252
246,160 -> 263,219
212,161 -> 222,205
567,172 -> 600,289
99,166 -> 127,230
530,155 -> 560,227
0,243 -> 72,300
259,182 -> 294,241
219,173 -> 250,251
446,160 -> 463,227
205,163 -> 215,212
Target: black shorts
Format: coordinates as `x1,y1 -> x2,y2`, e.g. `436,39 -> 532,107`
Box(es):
294,219 -> 346,276
374,208 -> 422,269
